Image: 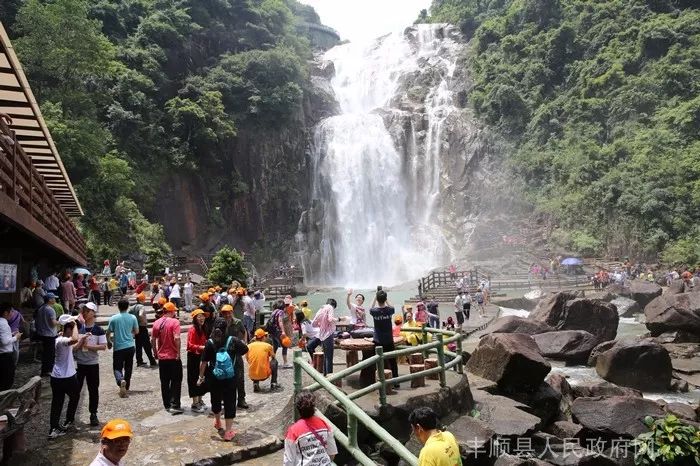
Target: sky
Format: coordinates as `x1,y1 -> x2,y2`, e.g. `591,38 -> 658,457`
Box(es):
299,0 -> 433,43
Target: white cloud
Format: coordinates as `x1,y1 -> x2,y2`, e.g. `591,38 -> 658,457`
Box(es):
299,0 -> 432,44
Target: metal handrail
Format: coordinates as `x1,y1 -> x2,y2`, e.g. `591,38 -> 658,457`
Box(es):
293,349 -> 418,466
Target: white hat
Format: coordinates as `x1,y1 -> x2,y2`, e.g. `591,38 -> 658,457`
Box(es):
84,302 -> 98,312
58,314 -> 79,326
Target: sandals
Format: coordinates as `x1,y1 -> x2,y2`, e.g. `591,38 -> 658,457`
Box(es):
223,430 -> 236,441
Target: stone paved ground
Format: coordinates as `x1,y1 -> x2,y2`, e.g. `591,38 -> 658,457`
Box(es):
9,303 -> 499,465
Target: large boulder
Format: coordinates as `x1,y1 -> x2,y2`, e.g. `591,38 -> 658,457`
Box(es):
628,280 -> 662,309
587,340 -> 617,366
490,316 -> 554,335
570,381 -> 642,399
467,333 -> 551,391
533,331 -> 599,364
610,297 -> 640,318
571,396 -> 665,438
645,292 -> 700,337
595,340 -> 672,391
531,294 -> 618,344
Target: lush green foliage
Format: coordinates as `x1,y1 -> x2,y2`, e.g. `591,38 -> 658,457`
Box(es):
632,415 -> 700,465
207,246 -> 248,286
2,0 -> 314,266
428,0 -> 700,262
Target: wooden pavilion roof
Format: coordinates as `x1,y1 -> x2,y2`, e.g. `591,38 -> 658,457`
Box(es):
0,22 -> 82,216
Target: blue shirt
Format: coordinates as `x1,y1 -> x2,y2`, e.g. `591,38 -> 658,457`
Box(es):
119,274 -> 128,288
107,312 -> 138,351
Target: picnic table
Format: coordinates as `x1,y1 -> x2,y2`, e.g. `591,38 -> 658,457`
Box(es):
339,336 -> 406,387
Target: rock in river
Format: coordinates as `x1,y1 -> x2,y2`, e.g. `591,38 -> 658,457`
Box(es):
645,292 -> 700,337
467,333 -> 551,391
489,316 -> 554,335
610,297 -> 640,317
530,293 -> 618,344
533,330 -> 599,364
571,396 -> 665,438
595,340 -> 672,391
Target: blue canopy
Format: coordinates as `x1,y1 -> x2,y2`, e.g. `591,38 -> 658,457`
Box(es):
561,257 -> 583,266
73,267 -> 91,276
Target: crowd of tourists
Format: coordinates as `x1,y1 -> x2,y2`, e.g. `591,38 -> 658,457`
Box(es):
591,260 -> 700,290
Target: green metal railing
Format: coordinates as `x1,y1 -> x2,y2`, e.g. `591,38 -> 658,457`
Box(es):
292,327 -> 465,466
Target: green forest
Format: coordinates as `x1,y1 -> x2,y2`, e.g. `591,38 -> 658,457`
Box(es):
427,0 -> 700,263
0,0 -> 319,268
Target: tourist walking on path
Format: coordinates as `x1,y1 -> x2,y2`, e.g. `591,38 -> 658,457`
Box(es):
118,272 -> 128,298
169,279 -> 181,317
75,302 -> 107,427
427,297 -> 440,328
474,288 -> 486,317
268,299 -> 290,367
215,304 -> 249,409
89,419 -> 133,466
36,292 -> 59,376
369,290 -> 399,386
0,303 -> 22,390
183,277 -> 194,310
409,407 -> 461,466
242,289 -> 256,341
197,328 -> 248,441
106,299 -> 138,398
151,302 -> 183,414
310,300 -> 338,376
187,309 -> 208,413
61,274 -> 76,312
48,314 -> 82,439
283,391 -> 337,466
453,292 -> 470,330
247,328 -> 281,392
100,277 -> 110,306
346,290 -> 366,329
130,293 -> 156,368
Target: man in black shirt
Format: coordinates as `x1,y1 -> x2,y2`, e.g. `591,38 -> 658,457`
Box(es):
214,304 -> 249,409
369,290 -> 399,386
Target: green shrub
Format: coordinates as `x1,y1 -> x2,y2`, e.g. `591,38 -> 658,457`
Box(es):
207,247 -> 248,287
632,415 -> 700,466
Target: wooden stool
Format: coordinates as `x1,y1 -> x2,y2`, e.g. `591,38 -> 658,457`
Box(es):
409,354 -> 424,365
346,350 -> 359,368
382,369 -> 395,394
313,353 -> 324,373
424,358 -> 439,380
410,364 -> 426,388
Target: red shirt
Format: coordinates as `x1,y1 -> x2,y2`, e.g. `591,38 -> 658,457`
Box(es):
186,326 -> 207,354
151,317 -> 180,360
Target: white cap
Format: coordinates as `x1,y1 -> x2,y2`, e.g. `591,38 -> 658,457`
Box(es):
84,302 -> 98,312
58,314 -> 79,326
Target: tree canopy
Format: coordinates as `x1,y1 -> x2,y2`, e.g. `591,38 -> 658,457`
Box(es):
428,0 -> 700,263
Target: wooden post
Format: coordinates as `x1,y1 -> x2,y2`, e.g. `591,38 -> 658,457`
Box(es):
28,159 -> 33,216
11,132 -> 17,201
410,364 -> 425,388
424,357 -> 439,380
346,350 -> 359,368
383,369 -> 395,394
312,352 -> 324,373
408,353 -> 424,365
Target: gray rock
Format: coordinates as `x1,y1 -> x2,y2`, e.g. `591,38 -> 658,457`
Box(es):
490,316 -> 555,335
467,333 -> 551,391
645,292 -> 700,337
494,454 -> 553,465
571,396 -> 665,438
447,415 -> 495,455
530,294 -> 618,344
471,390 -> 542,437
508,382 -> 563,428
595,340 -> 672,391
650,331 -> 700,344
546,420 -> 584,440
587,340 -> 617,366
610,297 -> 640,317
664,402 -> 697,421
628,280 -> 662,309
534,331 -> 599,364
669,378 -> 690,392
585,291 -> 617,302
545,373 -> 574,421
570,381 -> 642,399
671,357 -> 700,374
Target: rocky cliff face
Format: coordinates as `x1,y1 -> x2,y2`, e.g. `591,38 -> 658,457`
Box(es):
152,60 -> 338,260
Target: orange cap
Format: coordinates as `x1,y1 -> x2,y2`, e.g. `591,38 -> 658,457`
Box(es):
101,418 -> 133,440
254,328 -> 268,339
136,293 -> 146,302
191,309 -> 204,319
163,302 -> 177,313
221,304 -> 233,313
208,288 -> 216,293
158,297 -> 167,306
199,293 -> 210,301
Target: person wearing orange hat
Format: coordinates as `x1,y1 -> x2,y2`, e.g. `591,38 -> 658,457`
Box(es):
151,302 -> 183,414
187,309 -> 208,413
89,418 -> 133,466
131,293 -> 156,368
198,292 -> 216,336
246,329 -> 281,393
214,304 -> 249,409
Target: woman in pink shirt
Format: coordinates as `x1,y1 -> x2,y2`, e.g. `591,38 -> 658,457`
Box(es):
61,274 -> 76,311
309,301 -> 338,375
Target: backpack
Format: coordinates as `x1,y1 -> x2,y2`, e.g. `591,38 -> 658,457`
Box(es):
265,309 -> 283,335
211,336 -> 235,380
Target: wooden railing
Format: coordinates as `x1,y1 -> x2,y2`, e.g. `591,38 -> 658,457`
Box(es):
420,269 -> 483,293
0,119 -> 86,263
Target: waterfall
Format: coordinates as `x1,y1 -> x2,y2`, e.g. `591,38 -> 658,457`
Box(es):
299,24 -> 463,287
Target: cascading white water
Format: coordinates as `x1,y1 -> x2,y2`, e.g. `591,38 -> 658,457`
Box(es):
302,24 -> 462,287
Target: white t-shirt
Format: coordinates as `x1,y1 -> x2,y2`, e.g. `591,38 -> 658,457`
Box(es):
89,452 -> 123,466
242,295 -> 256,318
169,284 -> 181,299
183,282 -> 193,295
52,336 -> 76,378
347,303 -> 366,326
